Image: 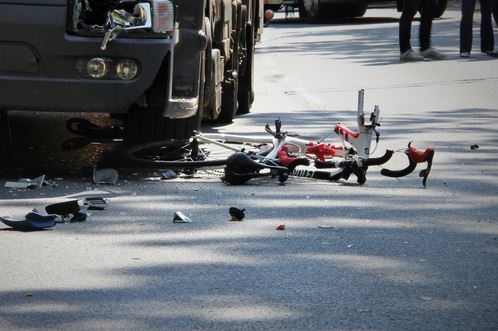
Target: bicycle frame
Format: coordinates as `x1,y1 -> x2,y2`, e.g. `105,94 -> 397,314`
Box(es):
194,89 -> 380,162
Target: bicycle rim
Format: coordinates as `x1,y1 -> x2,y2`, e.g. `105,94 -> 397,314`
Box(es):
122,137 -> 269,170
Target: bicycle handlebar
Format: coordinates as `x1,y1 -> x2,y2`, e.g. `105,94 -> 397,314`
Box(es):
380,143 -> 434,187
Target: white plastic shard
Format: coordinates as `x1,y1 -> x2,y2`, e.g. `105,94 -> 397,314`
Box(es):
93,168 -> 119,185
4,175 -> 45,189
173,211 -> 193,223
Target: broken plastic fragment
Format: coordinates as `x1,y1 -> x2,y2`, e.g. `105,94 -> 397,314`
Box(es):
45,200 -> 81,219
100,3 -> 152,50
93,168 -> 119,185
162,169 -> 177,180
229,207 -> 245,221
0,211 -> 57,230
173,211 -> 192,223
83,197 -> 108,210
470,144 -> 479,150
4,175 -> 45,189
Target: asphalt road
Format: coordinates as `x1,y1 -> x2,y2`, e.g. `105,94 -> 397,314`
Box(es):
1,5 -> 498,330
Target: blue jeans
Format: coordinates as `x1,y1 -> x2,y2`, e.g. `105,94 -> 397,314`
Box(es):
399,0 -> 436,53
460,0 -> 495,53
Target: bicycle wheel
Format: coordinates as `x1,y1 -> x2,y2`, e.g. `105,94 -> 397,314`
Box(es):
122,136 -> 271,171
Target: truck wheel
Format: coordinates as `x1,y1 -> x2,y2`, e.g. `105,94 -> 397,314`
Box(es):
265,4 -> 282,12
433,0 -> 447,18
124,105 -> 200,144
237,9 -> 254,115
124,61 -> 203,144
218,3 -> 243,123
218,68 -> 239,123
416,0 -> 447,18
349,2 -> 367,17
301,0 -> 326,22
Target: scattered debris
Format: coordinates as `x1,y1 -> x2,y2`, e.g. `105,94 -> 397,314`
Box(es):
69,212 -> 88,223
357,309 -> 371,313
45,200 -> 80,220
470,144 -> 479,150
276,224 -> 286,231
93,168 -> 119,185
4,175 -> 45,189
173,211 -> 193,223
229,207 -> 245,221
161,169 -> 178,180
83,197 -> 108,210
0,211 -> 57,230
45,199 -> 96,222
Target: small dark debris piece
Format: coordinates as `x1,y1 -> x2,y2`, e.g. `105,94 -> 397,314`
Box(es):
470,144 -> 479,150
276,224 -> 286,231
229,207 -> 245,221
70,212 -> 88,223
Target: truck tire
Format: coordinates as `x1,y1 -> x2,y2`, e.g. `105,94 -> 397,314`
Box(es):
237,8 -> 254,115
410,0 -> 447,18
218,3 -> 244,123
348,2 -> 367,17
433,0 -> 447,18
125,105 -> 200,144
301,0 -> 327,22
124,60 -> 202,144
265,4 -> 282,12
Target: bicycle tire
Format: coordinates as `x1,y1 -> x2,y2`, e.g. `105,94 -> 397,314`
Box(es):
122,136 -> 269,170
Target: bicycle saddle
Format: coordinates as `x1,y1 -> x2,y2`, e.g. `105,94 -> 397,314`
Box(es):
222,152 -> 289,185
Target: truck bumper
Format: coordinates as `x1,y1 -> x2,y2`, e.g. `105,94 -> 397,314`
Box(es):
0,3 -> 173,114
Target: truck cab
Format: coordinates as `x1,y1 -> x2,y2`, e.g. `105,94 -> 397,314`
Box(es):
0,0 -> 263,144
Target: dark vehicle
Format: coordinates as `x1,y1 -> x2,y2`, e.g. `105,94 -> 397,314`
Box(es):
0,0 -> 263,143
266,0 -> 447,21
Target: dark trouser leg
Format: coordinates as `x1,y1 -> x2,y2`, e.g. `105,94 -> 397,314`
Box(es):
480,0 -> 495,52
493,0 -> 498,27
399,0 -> 421,53
460,0 -> 477,53
419,0 -> 435,51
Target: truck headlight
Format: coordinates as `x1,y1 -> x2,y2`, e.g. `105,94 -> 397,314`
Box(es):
86,58 -> 108,79
152,0 -> 174,33
116,59 -> 139,80
76,57 -> 139,80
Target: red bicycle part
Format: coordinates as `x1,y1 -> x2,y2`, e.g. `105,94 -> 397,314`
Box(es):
380,143 -> 435,187
277,146 -> 310,170
334,123 -> 360,142
305,143 -> 345,161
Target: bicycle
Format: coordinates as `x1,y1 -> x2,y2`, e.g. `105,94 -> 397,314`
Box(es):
122,90 -> 435,186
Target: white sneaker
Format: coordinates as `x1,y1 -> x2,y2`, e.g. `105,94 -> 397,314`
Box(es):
421,47 -> 446,60
400,49 -> 424,61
